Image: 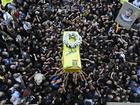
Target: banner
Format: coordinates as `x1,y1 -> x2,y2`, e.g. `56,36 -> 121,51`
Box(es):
62,31 -> 82,72
116,2 -> 140,30
1,0 -> 13,7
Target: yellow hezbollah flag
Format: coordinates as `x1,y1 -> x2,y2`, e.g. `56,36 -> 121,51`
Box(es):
120,0 -> 128,4
62,31 -> 82,72
0,75 -> 4,80
2,0 -> 13,7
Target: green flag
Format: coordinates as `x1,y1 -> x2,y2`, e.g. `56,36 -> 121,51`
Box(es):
1,0 -> 13,7
120,0 -> 128,4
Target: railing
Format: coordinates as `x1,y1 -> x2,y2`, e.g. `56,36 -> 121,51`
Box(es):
107,102 -> 140,105
1,104 -> 37,105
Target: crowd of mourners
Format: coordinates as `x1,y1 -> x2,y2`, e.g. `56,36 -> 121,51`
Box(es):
0,0 -> 139,105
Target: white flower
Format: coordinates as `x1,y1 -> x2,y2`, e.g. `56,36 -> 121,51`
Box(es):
63,32 -> 82,48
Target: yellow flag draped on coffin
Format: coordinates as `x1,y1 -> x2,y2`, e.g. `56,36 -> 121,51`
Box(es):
62,31 -> 82,72
1,0 -> 13,7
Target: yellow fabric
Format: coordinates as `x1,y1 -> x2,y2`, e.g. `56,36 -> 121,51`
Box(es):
120,0 -> 128,4
83,11 -> 88,17
62,31 -> 82,72
116,23 -> 119,33
0,76 -> 4,80
1,0 -> 13,7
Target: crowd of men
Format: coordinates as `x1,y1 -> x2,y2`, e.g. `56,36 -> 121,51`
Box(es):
0,0 -> 139,105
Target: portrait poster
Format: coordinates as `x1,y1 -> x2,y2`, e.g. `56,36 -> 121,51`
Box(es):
115,2 -> 140,30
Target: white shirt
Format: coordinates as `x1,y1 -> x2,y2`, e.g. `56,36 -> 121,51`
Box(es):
10,91 -> 21,105
133,0 -> 140,8
15,76 -> 22,83
84,99 -> 94,105
120,51 -> 126,62
23,22 -> 31,31
3,12 -> 13,25
16,35 -> 22,42
7,4 -> 16,10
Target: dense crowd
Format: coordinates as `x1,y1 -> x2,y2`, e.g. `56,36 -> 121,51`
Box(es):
0,0 -> 140,105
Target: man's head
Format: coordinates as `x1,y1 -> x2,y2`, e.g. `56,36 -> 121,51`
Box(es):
34,73 -> 45,85
125,8 -> 133,17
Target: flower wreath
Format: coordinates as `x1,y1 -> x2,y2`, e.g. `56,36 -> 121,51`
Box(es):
63,33 -> 82,48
